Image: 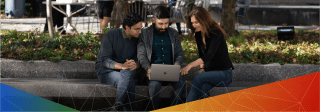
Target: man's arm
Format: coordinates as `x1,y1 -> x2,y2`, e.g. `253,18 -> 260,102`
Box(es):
173,31 -> 184,65
100,31 -> 117,69
133,55 -> 140,69
100,30 -> 129,70
137,32 -> 151,71
137,33 -> 152,79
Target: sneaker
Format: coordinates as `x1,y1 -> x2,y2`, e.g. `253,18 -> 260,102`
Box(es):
110,102 -> 123,111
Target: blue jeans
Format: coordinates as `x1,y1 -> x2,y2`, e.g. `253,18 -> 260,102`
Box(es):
97,68 -> 136,111
147,76 -> 186,110
169,23 -> 182,34
186,69 -> 232,102
237,8 -> 244,16
170,9 -> 182,34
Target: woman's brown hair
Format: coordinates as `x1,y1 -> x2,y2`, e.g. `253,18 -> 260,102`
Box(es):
187,7 -> 227,38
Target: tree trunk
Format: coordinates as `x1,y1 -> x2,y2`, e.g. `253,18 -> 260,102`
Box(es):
46,0 -> 55,39
221,0 -> 238,38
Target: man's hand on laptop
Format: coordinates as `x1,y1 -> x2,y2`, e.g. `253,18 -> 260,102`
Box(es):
146,68 -> 151,80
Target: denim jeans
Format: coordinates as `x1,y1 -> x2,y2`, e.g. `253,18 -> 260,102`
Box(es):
170,9 -> 182,34
147,76 -> 186,110
97,68 -> 136,111
169,22 -> 182,34
186,68 -> 232,102
237,8 -> 244,16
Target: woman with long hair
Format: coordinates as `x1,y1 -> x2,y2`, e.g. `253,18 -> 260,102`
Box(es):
180,7 -> 234,102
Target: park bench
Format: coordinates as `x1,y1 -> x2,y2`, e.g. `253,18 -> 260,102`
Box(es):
1,58 -> 318,110
1,59 -> 318,98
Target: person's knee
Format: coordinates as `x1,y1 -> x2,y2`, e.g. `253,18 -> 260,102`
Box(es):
193,74 -> 203,82
149,81 -> 161,90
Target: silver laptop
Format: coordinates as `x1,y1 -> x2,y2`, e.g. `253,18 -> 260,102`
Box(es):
150,64 -> 181,82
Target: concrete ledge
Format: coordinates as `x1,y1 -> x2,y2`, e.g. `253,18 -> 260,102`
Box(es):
2,58 -> 319,82
1,78 -> 268,98
1,59 -> 96,79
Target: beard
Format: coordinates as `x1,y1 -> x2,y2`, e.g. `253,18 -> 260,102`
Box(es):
153,23 -> 167,35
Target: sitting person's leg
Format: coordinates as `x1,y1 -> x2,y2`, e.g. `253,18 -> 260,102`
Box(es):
186,69 -> 232,102
123,78 -> 136,111
119,69 -> 136,111
168,76 -> 185,105
147,80 -> 162,110
199,83 -> 213,99
97,68 -> 136,111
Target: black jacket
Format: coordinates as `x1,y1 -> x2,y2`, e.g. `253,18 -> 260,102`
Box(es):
195,28 -> 234,71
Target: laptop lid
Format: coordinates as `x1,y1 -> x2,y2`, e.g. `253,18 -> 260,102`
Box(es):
150,64 -> 181,82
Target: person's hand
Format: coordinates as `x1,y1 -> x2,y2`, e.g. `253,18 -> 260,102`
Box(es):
180,65 -> 192,76
200,64 -> 204,69
198,64 -> 205,73
198,68 -> 205,74
146,68 -> 151,80
126,59 -> 138,71
121,61 -> 130,70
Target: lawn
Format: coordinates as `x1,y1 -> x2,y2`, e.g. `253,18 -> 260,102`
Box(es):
1,29 -> 319,64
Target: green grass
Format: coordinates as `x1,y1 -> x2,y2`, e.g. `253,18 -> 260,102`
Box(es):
229,36 -> 246,46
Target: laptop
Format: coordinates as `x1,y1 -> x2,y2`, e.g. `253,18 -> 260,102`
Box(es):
150,64 -> 181,82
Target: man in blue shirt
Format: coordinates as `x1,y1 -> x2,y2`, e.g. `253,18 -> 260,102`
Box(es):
95,13 -> 142,111
137,6 -> 185,110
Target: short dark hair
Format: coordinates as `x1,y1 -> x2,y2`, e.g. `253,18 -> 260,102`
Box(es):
123,13 -> 143,30
153,5 -> 170,19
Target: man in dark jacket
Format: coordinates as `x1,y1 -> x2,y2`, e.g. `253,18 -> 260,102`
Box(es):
95,13 -> 142,111
137,6 -> 185,110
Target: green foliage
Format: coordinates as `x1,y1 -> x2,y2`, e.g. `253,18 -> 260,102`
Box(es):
1,29 -> 100,62
228,36 -> 246,46
1,0 -> 4,13
102,27 -> 115,34
180,35 -> 199,63
25,2 -> 32,16
180,30 -> 319,64
1,29 -> 319,65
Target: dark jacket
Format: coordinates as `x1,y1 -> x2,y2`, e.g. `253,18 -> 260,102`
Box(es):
137,25 -> 184,71
95,28 -> 140,75
195,28 -> 234,71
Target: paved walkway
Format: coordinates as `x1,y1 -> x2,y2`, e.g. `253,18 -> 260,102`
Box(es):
1,17 -> 319,34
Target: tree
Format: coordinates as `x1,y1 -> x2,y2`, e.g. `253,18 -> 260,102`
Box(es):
220,0 -> 239,38
46,0 -> 54,39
